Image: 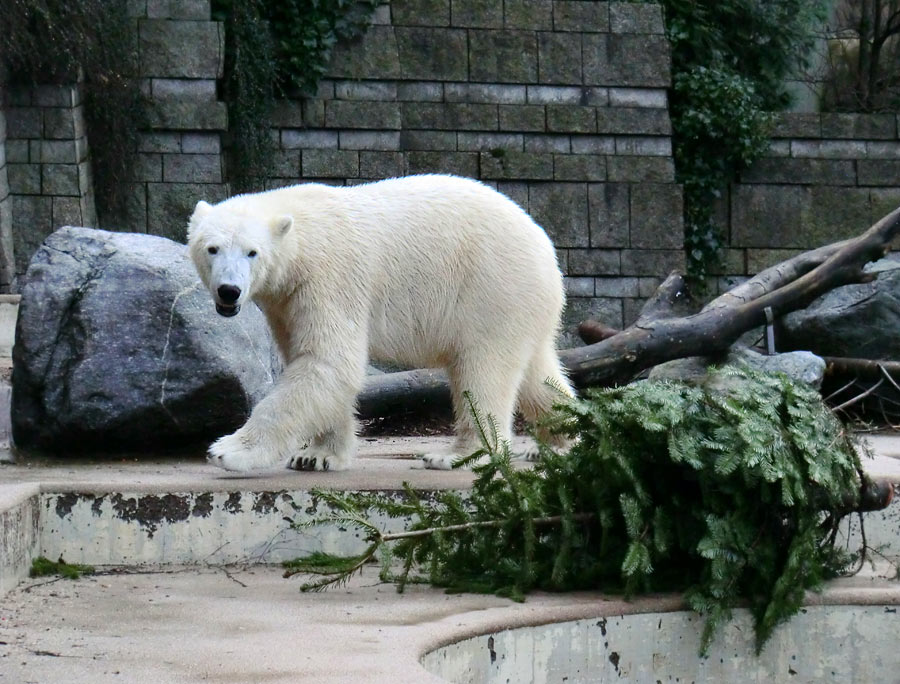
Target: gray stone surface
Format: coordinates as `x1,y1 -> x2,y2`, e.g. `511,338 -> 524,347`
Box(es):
649,347 -> 826,389
139,20 -> 224,79
12,227 -> 280,453
779,260 -> 900,361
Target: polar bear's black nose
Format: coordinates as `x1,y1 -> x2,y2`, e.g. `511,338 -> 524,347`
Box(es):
217,284 -> 241,304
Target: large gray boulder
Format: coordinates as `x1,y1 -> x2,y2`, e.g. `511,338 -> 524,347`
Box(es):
779,258 -> 900,360
12,227 -> 281,453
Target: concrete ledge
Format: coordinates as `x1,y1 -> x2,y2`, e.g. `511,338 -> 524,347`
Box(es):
0,483 -> 40,596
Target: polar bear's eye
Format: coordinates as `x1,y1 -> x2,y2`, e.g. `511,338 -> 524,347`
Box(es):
207,246 -> 218,255
248,250 -> 257,258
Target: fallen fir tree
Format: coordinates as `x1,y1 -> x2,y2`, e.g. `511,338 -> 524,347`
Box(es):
285,366 -> 880,654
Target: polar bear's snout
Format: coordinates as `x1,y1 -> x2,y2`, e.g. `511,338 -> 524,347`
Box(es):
215,284 -> 242,317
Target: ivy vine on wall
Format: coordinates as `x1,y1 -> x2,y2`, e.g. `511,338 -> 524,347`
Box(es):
212,0 -> 379,194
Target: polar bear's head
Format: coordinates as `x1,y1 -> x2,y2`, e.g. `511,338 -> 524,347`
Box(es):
187,199 -> 293,317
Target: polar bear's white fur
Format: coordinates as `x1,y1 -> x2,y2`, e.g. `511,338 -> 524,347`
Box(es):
187,174 -> 573,472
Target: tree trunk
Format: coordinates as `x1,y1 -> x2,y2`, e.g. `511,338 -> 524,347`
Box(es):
357,205 -> 900,417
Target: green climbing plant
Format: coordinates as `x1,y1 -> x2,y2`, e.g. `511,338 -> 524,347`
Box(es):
211,0 -> 379,193
284,366 -> 868,655
641,0 -> 829,282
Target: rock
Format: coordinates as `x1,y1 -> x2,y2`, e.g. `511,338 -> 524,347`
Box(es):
12,227 -> 281,453
649,347 -> 826,389
779,258 -> 900,360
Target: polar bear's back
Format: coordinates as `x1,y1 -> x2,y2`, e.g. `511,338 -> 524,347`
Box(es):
344,175 -> 565,367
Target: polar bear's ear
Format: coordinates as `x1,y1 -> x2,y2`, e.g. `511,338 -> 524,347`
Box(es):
271,215 -> 293,237
191,200 -> 213,222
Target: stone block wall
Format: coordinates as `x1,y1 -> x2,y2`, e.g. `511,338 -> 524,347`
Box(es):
269,0 -> 683,340
721,112 -> 900,291
0,91 -> 13,290
4,83 -> 97,278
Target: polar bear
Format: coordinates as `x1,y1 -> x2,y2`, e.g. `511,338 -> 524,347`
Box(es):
187,174 -> 573,472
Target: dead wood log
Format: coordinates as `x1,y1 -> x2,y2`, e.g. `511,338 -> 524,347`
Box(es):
357,205 -> 900,416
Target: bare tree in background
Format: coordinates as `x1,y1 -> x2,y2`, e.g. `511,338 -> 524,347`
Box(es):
822,0 -> 900,111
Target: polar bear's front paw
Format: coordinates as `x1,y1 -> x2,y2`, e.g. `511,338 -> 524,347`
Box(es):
286,446 -> 350,472
207,433 -> 274,472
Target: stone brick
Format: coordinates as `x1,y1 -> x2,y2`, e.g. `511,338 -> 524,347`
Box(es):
402,103 -> 498,130
5,141 -> 29,163
866,141 -> 900,159
606,34 -> 671,87
739,158 -> 855,185
5,85 -> 32,107
615,136 -> 671,156
565,277 -> 595,296
597,107 -> 671,135
553,154 -> 606,181
525,134 -> 570,153
771,113 -> 821,138
328,26 -> 401,80
397,82 -> 444,102
529,182 -> 589,247
568,248 -> 621,275
12,196 -> 52,273
582,33 -> 611,85
765,140 -> 791,157
396,27 -> 467,81
147,0 -> 209,19
480,151 -> 554,179
334,81 -> 398,101
269,150 -> 301,178
8,164 -> 40,194
870,188 -> 900,226
302,150 -> 360,178
147,99 -> 227,130
556,248 -> 569,273
42,108 -> 77,140
859,160 -> 900,186
589,183 -> 629,247
607,157 -> 674,182
51,196 -> 84,227
325,101 -> 401,129
132,153 -> 162,182
497,181 -> 529,209
359,151 -> 406,178
637,276 -> 663,297
527,85 -> 583,104
538,32 -> 582,85
505,0 -> 553,29
181,133 -> 220,154
451,0 -> 503,27
571,135 -> 615,154
620,249 -> 685,276
594,276 -> 639,297
139,20 -> 223,78
391,0 -> 450,26
372,4 -> 392,24
406,151 -> 478,177
608,88 -> 668,108
301,99 -> 326,128
547,105 -> 596,133
270,101 -> 304,127
282,129 -> 339,150
147,182 -> 227,241
41,164 -> 79,196
498,105 -> 546,132
554,1 -> 609,32
6,108 -> 42,139
399,130 -> 458,151
151,78 -> 217,99
821,113 -> 895,140
163,153 -> 222,183
746,249 -> 806,274
469,30 -> 538,83
39,140 -> 78,164
790,140 -> 866,159
610,2 -> 664,33
457,132 -> 523,151
445,83 -> 527,104
33,84 -> 79,108
629,183 -> 683,249
339,131 -> 401,151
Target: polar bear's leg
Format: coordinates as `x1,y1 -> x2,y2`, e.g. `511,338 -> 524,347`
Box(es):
422,353 -> 524,471
517,344 -> 576,459
286,411 -> 357,472
207,351 -> 364,472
